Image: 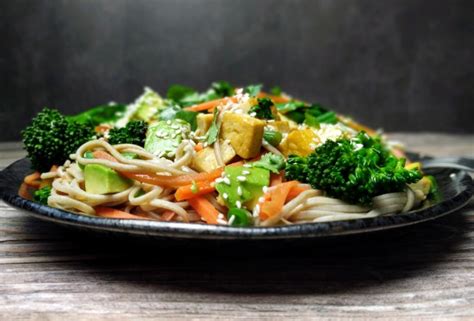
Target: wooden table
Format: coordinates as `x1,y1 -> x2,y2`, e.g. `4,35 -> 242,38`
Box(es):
1,134 -> 473,320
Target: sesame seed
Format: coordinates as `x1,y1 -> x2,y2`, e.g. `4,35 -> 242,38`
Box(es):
262,186 -> 269,193
237,186 -> 243,196
236,201 -> 242,208
218,213 -> 224,219
258,196 -> 265,203
243,164 -> 252,168
223,177 -> 231,185
242,170 -> 250,175
228,215 -> 235,225
250,112 -> 257,117
237,176 -> 247,182
217,218 -> 227,225
215,177 -> 224,184
223,193 -> 228,200
253,204 -> 260,217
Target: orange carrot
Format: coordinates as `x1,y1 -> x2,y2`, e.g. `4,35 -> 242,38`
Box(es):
259,181 -> 298,220
95,206 -> 150,220
286,184 -> 310,201
122,168 -> 224,188
92,150 -> 117,162
24,171 -> 41,187
175,180 -> 216,201
257,92 -> 291,104
18,183 -> 31,199
194,143 -> 204,152
187,196 -> 219,224
184,97 -> 238,112
161,210 -> 176,222
270,172 -> 283,186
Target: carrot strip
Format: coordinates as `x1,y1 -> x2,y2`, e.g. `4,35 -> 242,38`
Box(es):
95,206 -> 150,220
161,210 -> 176,221
184,97 -> 238,112
259,181 -> 298,220
187,197 -> 219,224
194,143 -> 204,152
175,180 -> 216,201
257,92 -> 291,104
122,168 -> 224,188
24,172 -> 41,187
286,184 -> 310,201
270,172 -> 283,186
92,150 -> 118,162
18,183 -> 31,199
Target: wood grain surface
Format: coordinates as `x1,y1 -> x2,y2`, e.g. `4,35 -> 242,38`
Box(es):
0,133 -> 473,320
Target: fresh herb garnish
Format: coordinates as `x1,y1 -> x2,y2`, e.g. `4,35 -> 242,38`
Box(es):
248,98 -> 274,120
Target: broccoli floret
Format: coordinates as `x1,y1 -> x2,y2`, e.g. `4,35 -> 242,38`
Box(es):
248,98 -> 274,120
22,108 -> 95,172
33,186 -> 51,205
285,132 -> 422,205
108,121 -> 148,146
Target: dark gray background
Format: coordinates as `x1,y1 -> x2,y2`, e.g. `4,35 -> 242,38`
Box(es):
1,0 -> 473,141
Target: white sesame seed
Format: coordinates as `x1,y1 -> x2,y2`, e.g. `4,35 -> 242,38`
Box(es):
218,213 -> 224,219
250,112 -> 257,117
237,176 -> 247,182
166,120 -> 171,125
262,186 -> 269,193
228,215 -> 236,225
223,177 -> 231,185
243,164 -> 252,168
236,201 -> 242,208
215,177 -> 224,184
217,218 -> 227,225
237,186 -> 243,196
253,204 -> 260,217
242,170 -> 250,175
258,196 -> 265,203
222,193 -> 228,200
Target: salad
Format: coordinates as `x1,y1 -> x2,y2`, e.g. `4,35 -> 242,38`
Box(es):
19,82 -> 438,226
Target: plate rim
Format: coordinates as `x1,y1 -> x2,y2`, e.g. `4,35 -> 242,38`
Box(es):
1,158 -> 473,240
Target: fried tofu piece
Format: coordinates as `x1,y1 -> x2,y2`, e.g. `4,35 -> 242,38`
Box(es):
266,120 -> 290,133
279,129 -> 318,157
221,112 -> 265,159
196,113 -> 214,136
192,139 -> 236,172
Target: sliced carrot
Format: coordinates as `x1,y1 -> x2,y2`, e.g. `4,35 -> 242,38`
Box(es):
259,181 -> 298,221
175,180 -> 216,201
95,206 -> 150,220
18,183 -> 31,199
184,97 -> 238,112
24,171 -> 41,187
187,196 -> 219,224
257,92 -> 291,104
122,168 -> 224,188
161,210 -> 176,222
92,150 -> 117,162
270,172 -> 283,186
286,184 -> 310,201
194,143 -> 204,152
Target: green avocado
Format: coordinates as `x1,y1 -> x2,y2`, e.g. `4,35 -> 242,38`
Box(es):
84,164 -> 133,195
216,165 -> 270,209
144,119 -> 190,158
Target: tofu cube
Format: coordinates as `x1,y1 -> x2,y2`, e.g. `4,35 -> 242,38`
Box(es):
192,140 -> 236,172
196,113 -> 214,136
221,112 -> 265,159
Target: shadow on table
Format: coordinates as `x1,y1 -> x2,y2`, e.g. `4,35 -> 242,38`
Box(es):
18,201 -> 473,295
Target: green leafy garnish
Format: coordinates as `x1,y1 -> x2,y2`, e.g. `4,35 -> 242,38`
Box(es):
68,104 -> 126,126
205,108 -> 220,145
33,186 -> 51,205
227,208 -> 251,226
252,153 -> 285,174
248,98 -> 274,120
270,86 -> 282,96
243,84 -> 262,97
167,82 -> 235,107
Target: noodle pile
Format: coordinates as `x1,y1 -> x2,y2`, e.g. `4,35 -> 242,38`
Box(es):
38,139 -> 424,226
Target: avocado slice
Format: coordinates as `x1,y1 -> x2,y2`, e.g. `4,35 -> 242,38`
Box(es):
144,119 -> 191,158
84,164 -> 133,195
216,165 -> 270,209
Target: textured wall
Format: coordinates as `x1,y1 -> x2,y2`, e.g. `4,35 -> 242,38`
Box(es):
0,0 -> 473,141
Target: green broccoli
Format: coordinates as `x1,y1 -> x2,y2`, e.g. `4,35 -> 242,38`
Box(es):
108,121 -> 148,146
33,186 -> 51,205
285,132 -> 422,205
248,98 -> 274,120
22,108 -> 96,172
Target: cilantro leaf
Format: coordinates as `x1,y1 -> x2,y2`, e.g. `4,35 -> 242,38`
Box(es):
205,108 -> 220,145
252,153 -> 286,174
243,84 -> 262,97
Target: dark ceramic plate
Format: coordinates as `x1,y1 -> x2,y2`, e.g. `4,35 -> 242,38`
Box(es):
0,158 -> 472,240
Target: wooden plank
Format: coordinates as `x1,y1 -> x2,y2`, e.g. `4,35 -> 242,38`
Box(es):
0,135 -> 473,319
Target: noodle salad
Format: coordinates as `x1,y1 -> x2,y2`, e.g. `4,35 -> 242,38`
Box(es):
19,82 -> 439,226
